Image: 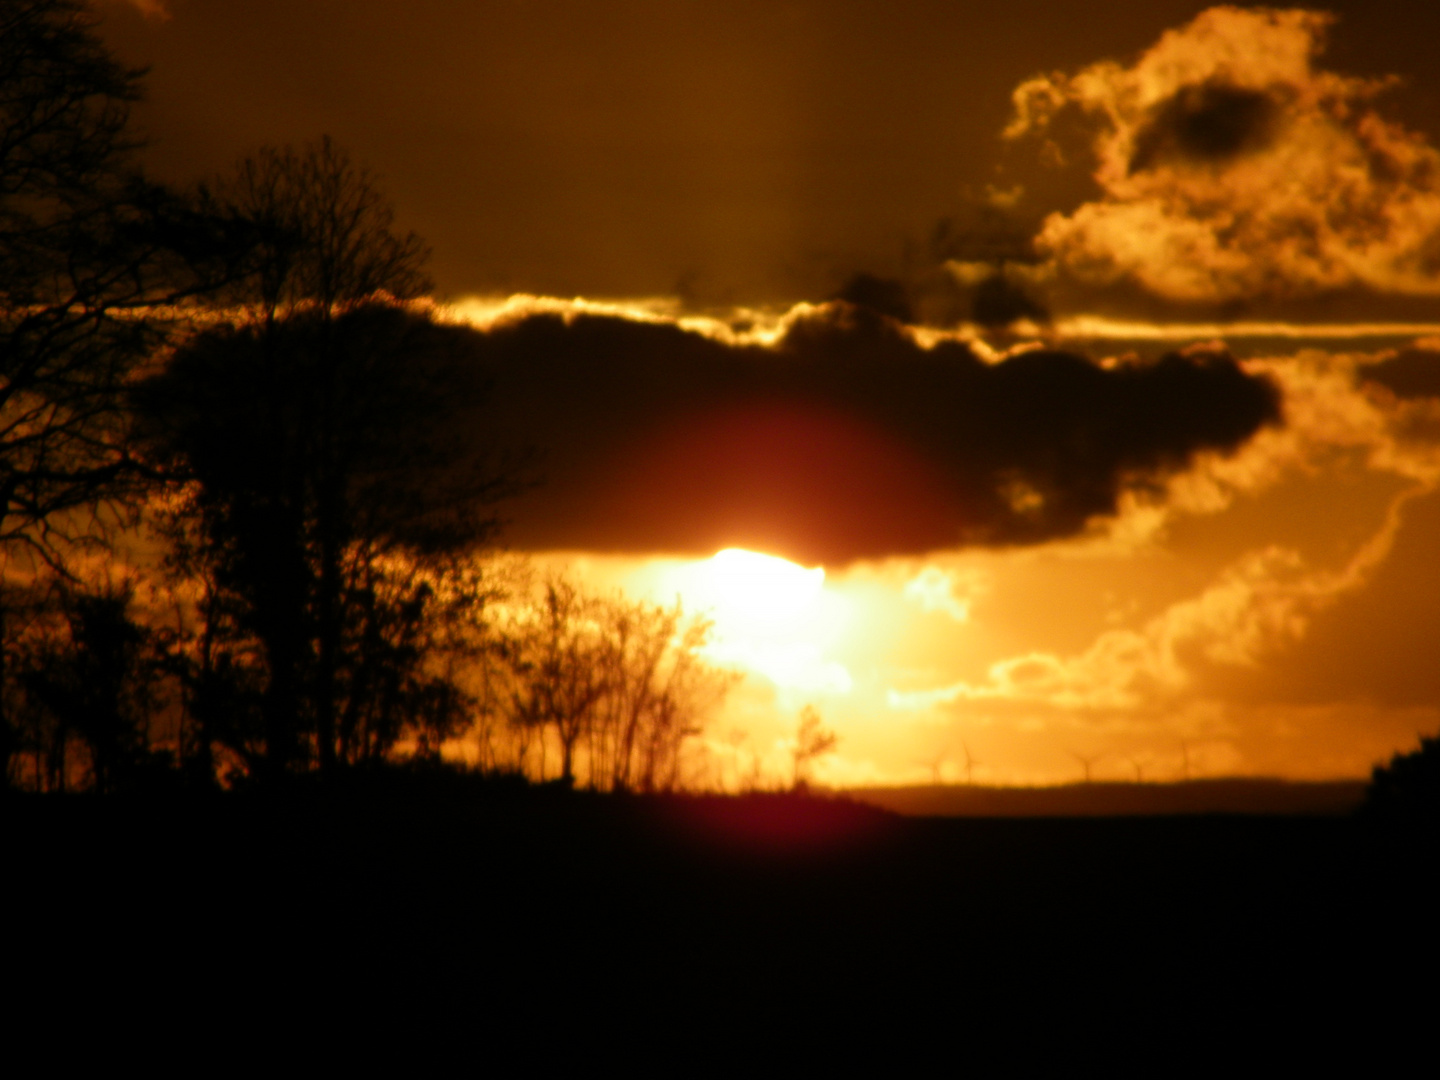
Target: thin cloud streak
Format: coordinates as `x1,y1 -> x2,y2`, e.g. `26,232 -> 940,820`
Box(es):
1054,316 -> 1440,341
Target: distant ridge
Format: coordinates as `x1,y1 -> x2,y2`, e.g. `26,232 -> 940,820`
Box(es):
840,778 -> 1367,817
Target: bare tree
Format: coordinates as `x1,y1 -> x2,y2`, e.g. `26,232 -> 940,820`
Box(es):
791,705 -> 838,791
606,598 -> 733,793
0,1 -> 218,785
2,0 -> 147,552
0,2 -> 241,559
503,578 -> 609,785
588,595 -> 673,790
201,135 -> 431,325
493,577 -> 737,791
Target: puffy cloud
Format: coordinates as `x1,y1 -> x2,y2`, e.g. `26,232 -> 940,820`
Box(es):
453,300 -> 1279,564
891,343 -> 1440,716
890,526 -> 1414,711
1007,6 -> 1440,302
1362,338 -> 1440,400
902,566 -> 980,623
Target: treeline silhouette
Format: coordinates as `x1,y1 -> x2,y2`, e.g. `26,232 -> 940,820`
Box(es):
0,1 -> 734,794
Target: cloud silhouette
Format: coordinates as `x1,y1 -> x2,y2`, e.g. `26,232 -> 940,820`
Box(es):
1006,6 -> 1440,303
1127,80 -> 1280,173
1364,342 -> 1440,400
891,341 -> 1440,720
461,302 -> 1280,564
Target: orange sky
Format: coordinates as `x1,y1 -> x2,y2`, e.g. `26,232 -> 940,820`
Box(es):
101,2 -> 1440,785
504,317 -> 1440,787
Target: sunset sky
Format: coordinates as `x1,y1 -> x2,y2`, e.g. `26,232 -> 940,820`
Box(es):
101,1 -> 1440,786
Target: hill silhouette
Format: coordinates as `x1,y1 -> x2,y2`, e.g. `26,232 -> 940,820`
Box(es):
842,778 -> 1367,817
9,769 -> 1431,1049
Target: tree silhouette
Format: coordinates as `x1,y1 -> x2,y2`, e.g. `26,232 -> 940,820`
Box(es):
197,136 -> 431,325
200,138 -> 440,775
2,1 -> 145,545
503,578 -> 608,785
137,302 -> 509,781
11,582 -> 171,792
0,2 -> 242,555
496,576 -> 737,790
134,140 -> 513,781
595,592 -> 734,793
791,705 -> 838,790
0,1 -> 223,787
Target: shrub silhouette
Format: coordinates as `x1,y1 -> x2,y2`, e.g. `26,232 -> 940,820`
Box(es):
1364,732 -> 1440,829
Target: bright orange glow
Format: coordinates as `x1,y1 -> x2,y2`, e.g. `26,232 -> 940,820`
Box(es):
701,548 -> 824,631
651,548 -> 853,695
523,335 -> 1440,789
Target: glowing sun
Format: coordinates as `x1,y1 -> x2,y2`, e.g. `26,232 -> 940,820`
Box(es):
704,548 -> 826,631
655,548 -> 852,694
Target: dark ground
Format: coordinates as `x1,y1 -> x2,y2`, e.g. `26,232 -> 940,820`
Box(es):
7,773 -> 1434,1055
844,778 -> 1369,817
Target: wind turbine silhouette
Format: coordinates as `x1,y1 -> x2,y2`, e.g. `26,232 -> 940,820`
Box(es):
962,742 -> 981,786
1070,750 -> 1101,784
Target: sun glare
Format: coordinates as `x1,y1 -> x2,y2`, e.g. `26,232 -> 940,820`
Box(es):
649,548 -> 853,694
704,548 -> 825,631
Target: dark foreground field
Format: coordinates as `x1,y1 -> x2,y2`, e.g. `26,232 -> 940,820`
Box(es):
844,777 -> 1369,816
8,773 -> 1434,1052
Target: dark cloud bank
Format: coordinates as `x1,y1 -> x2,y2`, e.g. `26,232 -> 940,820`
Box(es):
1127,79 -> 1281,174
466,305 -> 1280,565
1364,345 -> 1440,401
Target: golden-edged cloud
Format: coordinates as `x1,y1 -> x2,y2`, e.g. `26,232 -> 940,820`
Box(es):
450,300 -> 1279,564
1007,6 -> 1440,303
